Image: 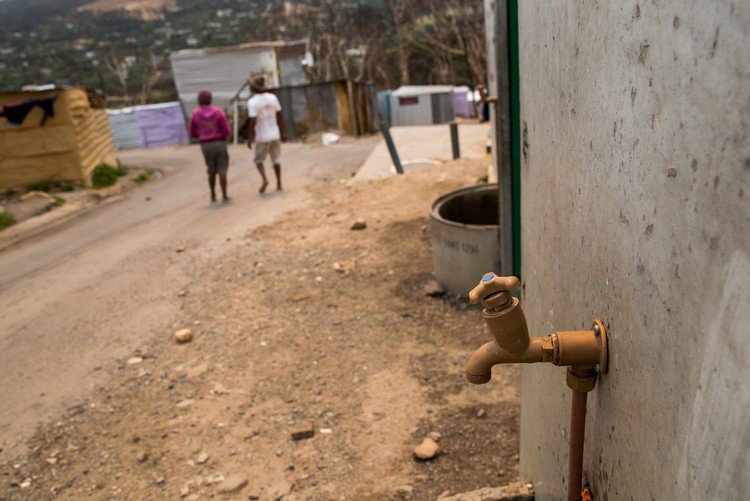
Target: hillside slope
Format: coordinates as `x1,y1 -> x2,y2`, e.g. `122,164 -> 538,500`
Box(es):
77,0 -> 176,20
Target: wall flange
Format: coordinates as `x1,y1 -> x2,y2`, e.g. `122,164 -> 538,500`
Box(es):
591,319 -> 608,375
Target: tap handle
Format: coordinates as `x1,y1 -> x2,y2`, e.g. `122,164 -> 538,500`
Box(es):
469,273 -> 520,304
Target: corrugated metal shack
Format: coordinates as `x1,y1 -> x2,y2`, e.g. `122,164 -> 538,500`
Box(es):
107,108 -> 141,149
170,40 -> 309,111
0,88 -> 117,189
233,80 -> 378,142
389,85 -> 455,126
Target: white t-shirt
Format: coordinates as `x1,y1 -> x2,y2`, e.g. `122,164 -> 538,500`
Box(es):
247,92 -> 282,143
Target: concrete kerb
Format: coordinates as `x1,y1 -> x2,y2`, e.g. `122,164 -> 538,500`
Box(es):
440,482 -> 534,501
349,124 -> 491,184
0,194 -> 126,252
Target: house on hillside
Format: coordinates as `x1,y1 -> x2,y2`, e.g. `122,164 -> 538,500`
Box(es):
170,40 -> 310,110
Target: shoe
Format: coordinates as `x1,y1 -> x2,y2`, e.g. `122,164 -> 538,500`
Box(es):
259,180 -> 269,193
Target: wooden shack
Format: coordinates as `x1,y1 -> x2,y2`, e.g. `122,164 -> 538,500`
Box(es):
0,88 -> 117,189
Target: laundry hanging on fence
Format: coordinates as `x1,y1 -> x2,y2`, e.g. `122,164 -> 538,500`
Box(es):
0,95 -> 57,126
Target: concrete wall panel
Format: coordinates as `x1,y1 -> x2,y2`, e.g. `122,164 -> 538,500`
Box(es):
517,1 -> 750,499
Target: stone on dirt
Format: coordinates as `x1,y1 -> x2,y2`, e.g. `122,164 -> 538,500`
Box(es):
196,451 -> 209,464
350,218 -> 367,230
127,357 -> 143,365
136,450 -> 148,463
291,422 -> 315,441
185,362 -> 208,378
215,474 -> 248,494
175,328 -> 193,343
395,485 -> 414,496
428,431 -> 442,442
424,279 -> 446,297
176,399 -> 195,409
211,382 -> 228,395
413,437 -> 440,460
289,293 -> 310,302
333,261 -> 355,273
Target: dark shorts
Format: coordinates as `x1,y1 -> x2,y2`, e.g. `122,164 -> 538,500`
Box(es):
200,141 -> 229,175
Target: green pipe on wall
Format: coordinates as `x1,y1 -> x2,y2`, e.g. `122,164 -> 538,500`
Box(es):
508,0 -> 522,278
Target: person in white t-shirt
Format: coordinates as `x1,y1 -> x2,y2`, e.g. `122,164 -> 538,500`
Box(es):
246,77 -> 288,193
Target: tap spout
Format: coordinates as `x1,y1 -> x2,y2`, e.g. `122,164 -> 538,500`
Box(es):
466,337 -> 554,384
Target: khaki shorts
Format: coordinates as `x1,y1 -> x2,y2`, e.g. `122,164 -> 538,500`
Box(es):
253,140 -> 281,165
200,141 -> 229,175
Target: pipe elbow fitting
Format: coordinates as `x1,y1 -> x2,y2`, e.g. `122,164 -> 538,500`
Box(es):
465,339 -> 548,385
465,341 -> 503,384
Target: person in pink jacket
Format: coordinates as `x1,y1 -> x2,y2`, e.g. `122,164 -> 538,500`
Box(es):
189,89 -> 231,202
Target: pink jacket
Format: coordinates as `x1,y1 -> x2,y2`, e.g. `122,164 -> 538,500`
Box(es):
189,105 -> 230,143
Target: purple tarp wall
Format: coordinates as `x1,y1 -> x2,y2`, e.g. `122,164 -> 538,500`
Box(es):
133,102 -> 189,148
453,86 -> 475,118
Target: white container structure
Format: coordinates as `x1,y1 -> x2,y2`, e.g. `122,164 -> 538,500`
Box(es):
389,85 -> 455,126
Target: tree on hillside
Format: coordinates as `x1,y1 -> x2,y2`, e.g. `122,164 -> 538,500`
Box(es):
0,0 -> 486,99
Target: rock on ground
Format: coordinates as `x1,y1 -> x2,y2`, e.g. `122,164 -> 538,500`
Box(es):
350,218 -> 367,230
413,437 -> 440,460
215,474 -> 248,494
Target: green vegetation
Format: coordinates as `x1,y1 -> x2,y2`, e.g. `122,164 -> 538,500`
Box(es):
477,175 -> 489,183
60,183 -> 75,192
133,169 -> 154,184
27,180 -> 52,192
0,211 -> 16,231
53,196 -> 66,207
0,0 -> 484,101
4,188 -> 18,197
91,162 -> 127,188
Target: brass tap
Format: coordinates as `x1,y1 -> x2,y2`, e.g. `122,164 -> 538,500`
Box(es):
465,273 -> 608,392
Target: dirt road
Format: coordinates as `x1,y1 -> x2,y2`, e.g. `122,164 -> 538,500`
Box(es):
0,139 -> 378,459
0,142 -> 520,500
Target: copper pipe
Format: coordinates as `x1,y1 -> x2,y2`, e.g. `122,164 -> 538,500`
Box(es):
466,274 -> 608,499
567,390 -> 587,501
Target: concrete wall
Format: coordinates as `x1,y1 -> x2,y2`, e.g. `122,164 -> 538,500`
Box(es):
517,2 -> 749,499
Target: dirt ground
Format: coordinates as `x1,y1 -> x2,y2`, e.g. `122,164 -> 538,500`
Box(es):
0,158 -> 520,500
0,139 -> 378,458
